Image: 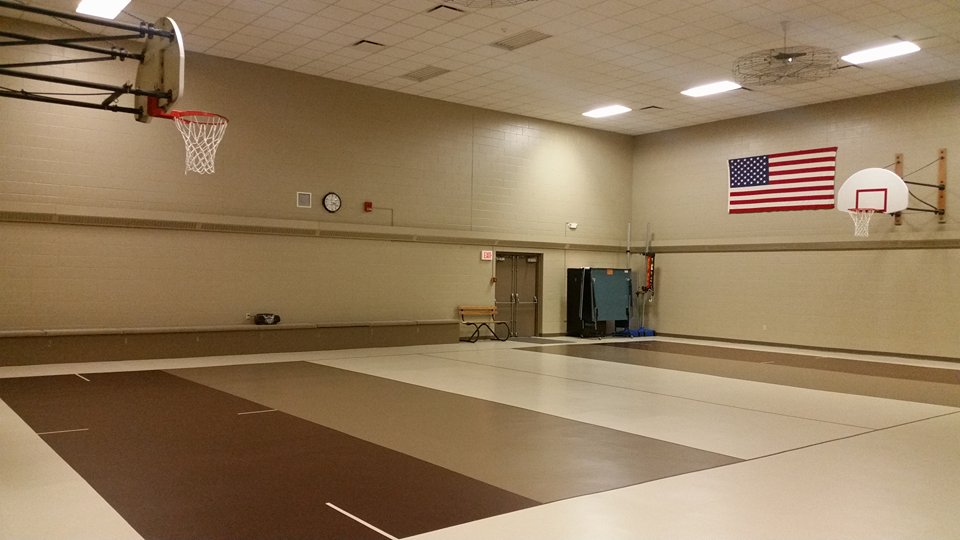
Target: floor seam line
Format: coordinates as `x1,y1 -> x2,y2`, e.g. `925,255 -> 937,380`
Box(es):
422,352 -> 878,430
743,410 -> 960,463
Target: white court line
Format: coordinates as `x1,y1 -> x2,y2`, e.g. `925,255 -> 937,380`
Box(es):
236,409 -> 277,415
37,428 -> 90,436
75,374 -> 90,381
325,502 -> 398,540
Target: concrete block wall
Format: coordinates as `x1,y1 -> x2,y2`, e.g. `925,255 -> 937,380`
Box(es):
3,16 -> 957,357
633,82 -> 960,358
0,17 -> 632,338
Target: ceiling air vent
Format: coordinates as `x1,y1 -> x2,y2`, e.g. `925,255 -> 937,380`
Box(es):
427,5 -> 465,20
401,65 -> 451,82
491,29 -> 551,51
353,39 -> 385,53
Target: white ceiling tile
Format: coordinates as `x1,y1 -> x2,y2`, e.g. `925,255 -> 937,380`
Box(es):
352,13 -> 397,31
190,25 -> 233,40
216,7 -> 262,24
7,0 -> 958,136
183,35 -> 218,52
250,16 -> 298,32
319,4 -> 363,23
279,0 -> 331,13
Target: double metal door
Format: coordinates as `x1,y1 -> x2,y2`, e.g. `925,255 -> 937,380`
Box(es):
495,253 -> 540,337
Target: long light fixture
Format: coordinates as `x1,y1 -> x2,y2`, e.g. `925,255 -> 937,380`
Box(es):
583,104 -> 631,118
681,80 -> 741,97
841,41 -> 920,65
76,0 -> 131,19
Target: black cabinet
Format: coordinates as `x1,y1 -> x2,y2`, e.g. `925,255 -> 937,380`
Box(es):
566,268 -> 632,338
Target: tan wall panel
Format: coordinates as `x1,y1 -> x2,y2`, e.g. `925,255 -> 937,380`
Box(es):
0,18 -> 632,242
633,82 -> 960,357
0,17 -> 631,334
0,222 -> 618,333
632,82 -> 959,244
650,250 -> 960,358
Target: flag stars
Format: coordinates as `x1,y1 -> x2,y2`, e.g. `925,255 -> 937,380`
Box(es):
729,155 -> 769,187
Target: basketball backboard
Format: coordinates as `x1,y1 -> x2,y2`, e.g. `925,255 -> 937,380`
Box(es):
836,168 -> 908,213
135,17 -> 184,123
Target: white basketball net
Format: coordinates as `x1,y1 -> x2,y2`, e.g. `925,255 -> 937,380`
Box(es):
172,112 -> 228,174
848,209 -> 876,237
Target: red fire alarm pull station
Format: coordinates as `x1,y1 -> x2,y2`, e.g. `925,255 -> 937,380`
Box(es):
363,201 -> 373,212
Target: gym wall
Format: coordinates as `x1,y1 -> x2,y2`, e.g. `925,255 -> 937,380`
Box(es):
633,81 -> 960,358
0,17 -> 632,339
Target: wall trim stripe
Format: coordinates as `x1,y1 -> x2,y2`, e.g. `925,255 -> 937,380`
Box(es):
2,208 -> 956,254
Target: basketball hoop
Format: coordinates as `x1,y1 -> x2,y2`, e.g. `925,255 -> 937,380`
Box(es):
170,110 -> 228,174
848,208 -> 878,237
147,97 -> 228,174
837,168 -> 909,238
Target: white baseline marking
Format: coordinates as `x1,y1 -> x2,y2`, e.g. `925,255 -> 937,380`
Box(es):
75,374 -> 90,382
236,409 -> 277,415
326,502 -> 398,540
37,428 -> 90,436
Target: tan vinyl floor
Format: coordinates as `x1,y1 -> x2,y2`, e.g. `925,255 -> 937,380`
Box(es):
2,337 -> 958,540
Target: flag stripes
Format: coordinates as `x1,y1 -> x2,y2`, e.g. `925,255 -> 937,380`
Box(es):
728,147 -> 838,214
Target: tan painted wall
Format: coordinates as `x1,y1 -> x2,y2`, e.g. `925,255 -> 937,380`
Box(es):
3,17 -> 957,356
633,82 -> 960,357
0,18 -> 631,334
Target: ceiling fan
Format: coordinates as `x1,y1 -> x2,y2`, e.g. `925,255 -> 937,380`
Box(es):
733,21 -> 839,86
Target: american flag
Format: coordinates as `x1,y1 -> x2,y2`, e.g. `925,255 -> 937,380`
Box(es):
728,147 -> 838,214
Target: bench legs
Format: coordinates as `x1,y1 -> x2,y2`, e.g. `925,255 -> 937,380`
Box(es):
462,322 -> 511,342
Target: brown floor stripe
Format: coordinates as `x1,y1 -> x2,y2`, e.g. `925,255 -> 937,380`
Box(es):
609,341 -> 960,384
171,361 -> 740,503
523,343 -> 960,407
0,371 -> 537,540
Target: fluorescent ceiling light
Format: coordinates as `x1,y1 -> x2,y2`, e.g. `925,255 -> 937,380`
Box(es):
681,80 -> 742,97
583,105 -> 631,118
76,0 -> 131,19
841,41 -> 920,65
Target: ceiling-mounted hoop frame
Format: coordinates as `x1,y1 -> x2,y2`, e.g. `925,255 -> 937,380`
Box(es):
0,0 -> 178,116
135,16 -> 184,123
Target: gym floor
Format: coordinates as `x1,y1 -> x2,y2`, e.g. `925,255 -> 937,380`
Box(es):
2,337 -> 958,539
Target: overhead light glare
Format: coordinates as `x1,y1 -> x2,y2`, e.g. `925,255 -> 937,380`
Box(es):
76,0 -> 131,19
841,41 -> 920,65
681,80 -> 741,97
583,105 -> 631,118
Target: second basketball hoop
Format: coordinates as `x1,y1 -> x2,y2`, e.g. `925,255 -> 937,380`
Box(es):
836,168 -> 908,237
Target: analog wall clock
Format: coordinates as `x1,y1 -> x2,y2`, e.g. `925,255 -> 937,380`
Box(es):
322,192 -> 341,213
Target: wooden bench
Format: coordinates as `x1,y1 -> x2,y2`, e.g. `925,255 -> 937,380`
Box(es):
458,306 -> 510,342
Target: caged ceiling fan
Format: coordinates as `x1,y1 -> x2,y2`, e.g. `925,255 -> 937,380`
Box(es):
733,21 -> 839,86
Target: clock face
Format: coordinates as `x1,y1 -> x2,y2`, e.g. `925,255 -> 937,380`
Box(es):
322,192 -> 341,213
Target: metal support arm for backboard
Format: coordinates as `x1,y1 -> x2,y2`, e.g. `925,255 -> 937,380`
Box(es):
893,149 -> 947,225
0,29 -> 145,66
0,1 -> 175,39
0,0 -> 176,115
1,1 -> 226,174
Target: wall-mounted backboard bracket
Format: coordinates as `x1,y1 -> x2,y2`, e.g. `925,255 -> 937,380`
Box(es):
894,148 -> 947,226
